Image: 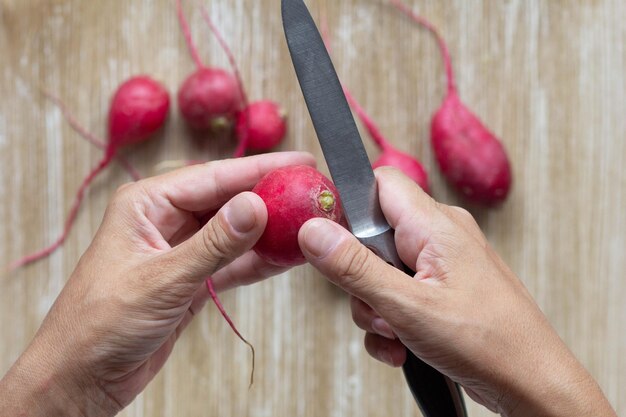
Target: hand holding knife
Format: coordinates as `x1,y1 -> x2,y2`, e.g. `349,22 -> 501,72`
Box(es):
281,1 -> 467,415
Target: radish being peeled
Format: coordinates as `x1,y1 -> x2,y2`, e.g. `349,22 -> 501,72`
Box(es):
252,165 -> 344,267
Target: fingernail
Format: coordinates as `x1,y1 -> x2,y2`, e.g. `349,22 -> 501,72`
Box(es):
372,318 -> 395,339
301,218 -> 344,259
224,194 -> 257,234
379,349 -> 395,366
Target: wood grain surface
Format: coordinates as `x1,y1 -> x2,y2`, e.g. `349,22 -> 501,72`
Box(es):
1,1 -> 624,416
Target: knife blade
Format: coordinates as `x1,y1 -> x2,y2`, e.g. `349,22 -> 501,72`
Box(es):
281,1 -> 468,416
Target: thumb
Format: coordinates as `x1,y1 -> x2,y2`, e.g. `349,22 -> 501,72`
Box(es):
298,218 -> 420,317
151,192 -> 267,289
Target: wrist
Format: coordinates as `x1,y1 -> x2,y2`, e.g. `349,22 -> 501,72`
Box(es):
500,346 -> 616,417
0,341 -> 120,417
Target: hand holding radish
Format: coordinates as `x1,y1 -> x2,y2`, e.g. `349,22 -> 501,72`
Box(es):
0,152 -> 315,416
298,167 -> 616,417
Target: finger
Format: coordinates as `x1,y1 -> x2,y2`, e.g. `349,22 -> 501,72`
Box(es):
146,192 -> 267,293
298,218 -> 429,319
350,297 -> 396,339
364,332 -> 407,367
375,167 -> 464,269
210,250 -> 290,292
143,152 -> 316,213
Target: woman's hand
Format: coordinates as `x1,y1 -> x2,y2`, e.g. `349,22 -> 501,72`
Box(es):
298,167 -> 616,417
0,152 -> 315,417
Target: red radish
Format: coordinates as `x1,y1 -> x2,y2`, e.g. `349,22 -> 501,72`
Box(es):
200,7 -> 287,157
252,165 -> 344,267
177,68 -> 242,132
41,89 -> 142,181
234,100 -> 287,151
320,19 -> 430,192
391,0 -> 512,205
10,76 -> 169,270
176,0 -> 242,132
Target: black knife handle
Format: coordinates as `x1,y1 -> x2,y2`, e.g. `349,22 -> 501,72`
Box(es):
360,232 -> 468,417
403,350 -> 467,417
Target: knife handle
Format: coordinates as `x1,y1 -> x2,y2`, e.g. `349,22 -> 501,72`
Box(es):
359,231 -> 468,417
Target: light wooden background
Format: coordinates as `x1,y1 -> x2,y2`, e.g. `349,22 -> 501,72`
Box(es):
1,1 -> 624,416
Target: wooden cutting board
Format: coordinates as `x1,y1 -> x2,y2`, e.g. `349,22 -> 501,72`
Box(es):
0,1 -> 624,416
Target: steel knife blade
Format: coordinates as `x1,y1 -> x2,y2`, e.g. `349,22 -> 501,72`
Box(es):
282,1 -> 468,416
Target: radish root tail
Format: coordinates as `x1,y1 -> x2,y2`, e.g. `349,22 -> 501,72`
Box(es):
9,154 -> 114,271
205,278 -> 255,388
40,88 -> 142,181
389,0 -> 457,94
176,0 -> 204,69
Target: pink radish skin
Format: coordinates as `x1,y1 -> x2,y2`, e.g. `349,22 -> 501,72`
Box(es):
10,76 -> 170,270
177,68 -> 242,132
108,76 -> 171,151
253,165 -> 344,267
432,93 -> 511,205
372,148 -> 430,191
235,100 -> 287,151
176,0 -> 242,132
391,0 -> 511,205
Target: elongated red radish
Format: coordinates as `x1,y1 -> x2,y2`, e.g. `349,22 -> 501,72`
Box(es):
390,0 -> 511,205
10,76 -> 169,271
319,19 -> 430,192
253,165 -> 344,267
200,7 -> 287,156
176,0 -> 242,132
41,89 -> 142,181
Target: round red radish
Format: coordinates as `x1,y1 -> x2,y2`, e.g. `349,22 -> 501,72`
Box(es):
107,76 -> 170,153
373,148 -> 430,194
235,100 -> 287,151
177,68 -> 242,131
252,165 -> 344,267
432,93 -> 511,205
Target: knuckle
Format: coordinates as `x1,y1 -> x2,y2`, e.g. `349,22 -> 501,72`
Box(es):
200,215 -> 237,269
113,182 -> 136,201
334,243 -> 376,288
451,206 -> 478,228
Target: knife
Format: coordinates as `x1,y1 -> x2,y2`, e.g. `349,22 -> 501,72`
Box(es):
281,1 -> 468,416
